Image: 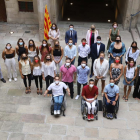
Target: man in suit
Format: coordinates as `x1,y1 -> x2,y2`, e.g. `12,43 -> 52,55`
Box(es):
65,24 -> 77,45
90,36 -> 105,78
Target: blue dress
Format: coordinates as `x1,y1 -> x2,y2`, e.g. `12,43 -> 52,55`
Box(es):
108,42 -> 126,68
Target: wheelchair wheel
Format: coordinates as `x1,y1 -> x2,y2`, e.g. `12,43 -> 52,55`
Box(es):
96,115 -> 98,120
51,105 -> 54,115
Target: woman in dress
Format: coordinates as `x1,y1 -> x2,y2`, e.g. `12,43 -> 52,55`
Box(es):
39,39 -> 51,62
51,41 -> 63,74
107,22 -> 119,51
123,58 -> 137,102
110,56 -> 123,85
108,35 -> 126,68
86,24 -> 99,58
2,43 -> 17,82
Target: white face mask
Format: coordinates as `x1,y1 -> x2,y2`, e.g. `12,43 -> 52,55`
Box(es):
43,44 -> 47,47
7,46 -> 11,50
81,64 -> 86,67
89,84 -> 94,88
114,26 -> 117,28
66,63 -> 70,67
55,81 -> 59,85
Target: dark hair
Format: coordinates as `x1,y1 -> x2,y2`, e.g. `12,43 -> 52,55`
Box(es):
81,60 -> 86,63
5,43 -> 12,49
110,78 -> 115,81
17,38 -> 25,47
112,22 -> 118,27
28,39 -> 36,51
97,36 -> 101,40
54,40 -> 61,50
89,79 -> 94,82
131,41 -> 138,50
51,23 -> 58,32
55,74 -> 60,79
41,39 -> 50,53
81,38 -> 86,42
114,56 -> 121,63
66,58 -> 71,62
99,51 -> 105,56
69,24 -> 74,27
128,58 -> 135,70
33,55 -> 42,68
20,53 -> 28,61
44,54 -> 52,63
68,38 -> 73,42
116,35 -> 122,42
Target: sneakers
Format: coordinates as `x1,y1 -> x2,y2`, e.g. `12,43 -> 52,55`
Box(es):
106,113 -> 110,119
87,114 -> 91,120
54,110 -> 57,115
1,78 -> 6,83
14,78 -> 17,82
75,95 -> 79,100
90,114 -> 94,120
106,113 -> 113,119
110,113 -> 113,119
57,110 -> 60,115
9,79 -> 12,82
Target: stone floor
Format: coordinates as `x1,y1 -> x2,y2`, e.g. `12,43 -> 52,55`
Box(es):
0,22 -> 140,140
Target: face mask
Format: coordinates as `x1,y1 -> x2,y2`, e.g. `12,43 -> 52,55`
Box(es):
114,26 -> 117,28
46,58 -> 50,61
116,40 -> 120,43
81,64 -> 86,67
69,43 -> 73,46
43,44 -> 47,47
66,63 -> 70,67
130,63 -> 134,67
55,44 -> 59,47
30,44 -> 33,46
110,83 -> 114,87
7,46 -> 11,50
115,60 -> 120,63
137,65 -> 140,68
91,28 -> 94,30
97,41 -> 101,44
22,57 -> 27,60
52,27 -> 56,29
131,46 -> 137,49
35,60 -> 39,63
19,42 -> 23,45
70,28 -> 73,31
82,42 -> 86,46
55,81 -> 59,85
89,84 -> 94,88
100,57 -> 104,60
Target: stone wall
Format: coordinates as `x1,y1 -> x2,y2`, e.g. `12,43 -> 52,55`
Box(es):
5,0 -> 38,24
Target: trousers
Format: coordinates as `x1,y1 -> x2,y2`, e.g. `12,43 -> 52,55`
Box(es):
86,98 -> 96,114
54,95 -> 64,110
0,65 -> 3,79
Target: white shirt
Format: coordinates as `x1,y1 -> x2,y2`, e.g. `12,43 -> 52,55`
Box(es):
42,61 -> 56,77
28,49 -> 37,57
97,44 -> 100,56
20,59 -> 31,75
48,82 -> 68,97
33,66 -> 42,76
126,67 -> 136,79
78,44 -> 90,58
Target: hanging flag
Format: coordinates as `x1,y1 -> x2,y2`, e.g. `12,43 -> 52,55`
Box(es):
44,5 -> 52,40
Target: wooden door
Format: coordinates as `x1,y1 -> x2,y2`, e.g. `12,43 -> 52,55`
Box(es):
0,0 -> 7,22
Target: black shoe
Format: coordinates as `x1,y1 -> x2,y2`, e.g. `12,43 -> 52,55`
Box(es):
1,78 -> 6,83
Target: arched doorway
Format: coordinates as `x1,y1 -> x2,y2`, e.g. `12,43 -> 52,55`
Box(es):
0,0 -> 7,22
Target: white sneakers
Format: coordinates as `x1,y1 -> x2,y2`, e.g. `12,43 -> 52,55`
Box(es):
9,78 -> 17,82
14,78 -> 17,82
75,95 -> 80,100
54,110 -> 60,115
57,110 -> 60,114
54,110 -> 57,115
9,79 -> 12,82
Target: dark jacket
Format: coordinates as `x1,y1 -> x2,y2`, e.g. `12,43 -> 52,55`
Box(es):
65,30 -> 77,44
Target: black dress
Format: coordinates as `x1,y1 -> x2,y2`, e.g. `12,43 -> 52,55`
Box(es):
88,33 -> 94,58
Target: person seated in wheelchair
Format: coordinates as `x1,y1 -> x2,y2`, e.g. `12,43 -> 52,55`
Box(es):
44,75 -> 70,115
104,78 -> 119,119
82,79 -> 98,120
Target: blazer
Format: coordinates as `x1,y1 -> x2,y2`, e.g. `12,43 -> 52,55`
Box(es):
65,30 -> 77,44
49,29 -> 60,41
91,43 -> 105,59
86,29 -> 99,46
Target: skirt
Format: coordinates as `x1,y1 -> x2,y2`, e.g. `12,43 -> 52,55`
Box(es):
123,77 -> 134,86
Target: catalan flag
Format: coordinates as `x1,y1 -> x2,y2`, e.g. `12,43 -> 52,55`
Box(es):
44,5 -> 52,40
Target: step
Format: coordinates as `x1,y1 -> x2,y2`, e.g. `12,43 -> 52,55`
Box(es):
136,24 -> 140,37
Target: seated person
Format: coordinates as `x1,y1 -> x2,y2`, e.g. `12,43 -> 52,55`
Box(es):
82,79 -> 98,120
104,78 -> 119,119
44,75 -> 70,115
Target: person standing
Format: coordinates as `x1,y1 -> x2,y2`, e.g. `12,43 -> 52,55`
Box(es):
78,38 -> 90,66
93,52 -> 109,96
123,59 -> 137,102
90,36 -> 105,78
0,65 -> 6,83
65,24 -> 77,45
28,39 -> 39,63
107,22 -> 119,51
19,53 -> 32,94
86,25 -> 99,58
2,43 -> 17,82
49,23 -> 60,47
110,56 -> 123,85
16,38 -> 28,61
125,41 -> 139,65
75,60 -> 90,100
60,58 -> 77,99
32,56 -> 43,95
64,39 -> 77,65
51,41 -> 63,74
39,40 -> 51,62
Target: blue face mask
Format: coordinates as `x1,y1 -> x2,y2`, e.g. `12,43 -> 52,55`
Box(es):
110,83 -> 114,87
19,42 -> 23,45
97,41 -> 101,44
69,43 -> 73,46
70,28 -> 73,31
137,65 -> 140,68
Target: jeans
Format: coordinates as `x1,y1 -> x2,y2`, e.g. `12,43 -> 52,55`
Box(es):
71,58 -> 75,65
77,82 -> 87,95
78,56 -> 87,66
54,95 -> 64,110
105,96 -> 116,113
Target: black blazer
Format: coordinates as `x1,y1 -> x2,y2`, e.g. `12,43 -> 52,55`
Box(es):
65,30 -> 77,44
91,43 -> 105,59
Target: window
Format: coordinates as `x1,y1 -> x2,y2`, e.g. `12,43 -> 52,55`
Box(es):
18,1 -> 34,12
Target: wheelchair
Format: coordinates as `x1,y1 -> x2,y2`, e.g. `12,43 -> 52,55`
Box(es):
50,94 -> 66,116
102,95 -> 119,119
81,97 -> 99,120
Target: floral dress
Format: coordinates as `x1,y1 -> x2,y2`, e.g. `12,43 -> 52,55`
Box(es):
111,67 -> 121,85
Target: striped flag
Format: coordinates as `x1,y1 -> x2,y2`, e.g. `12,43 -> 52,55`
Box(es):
44,5 -> 52,40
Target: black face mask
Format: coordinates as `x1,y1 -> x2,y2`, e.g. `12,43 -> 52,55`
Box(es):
131,46 -> 137,49
46,59 -> 50,61
91,28 -> 95,30
22,57 -> 27,60
55,45 -> 59,47
116,40 -> 120,43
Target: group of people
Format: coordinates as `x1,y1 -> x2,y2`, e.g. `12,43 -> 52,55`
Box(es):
0,22 -> 140,119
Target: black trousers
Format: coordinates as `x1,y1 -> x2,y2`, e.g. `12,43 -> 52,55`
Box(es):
63,81 -> 74,99
23,74 -> 32,88
78,56 -> 87,66
34,75 -> 42,89
77,82 -> 87,95
106,96 -> 115,113
91,58 -> 95,74
133,76 -> 140,99
45,75 -> 54,90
